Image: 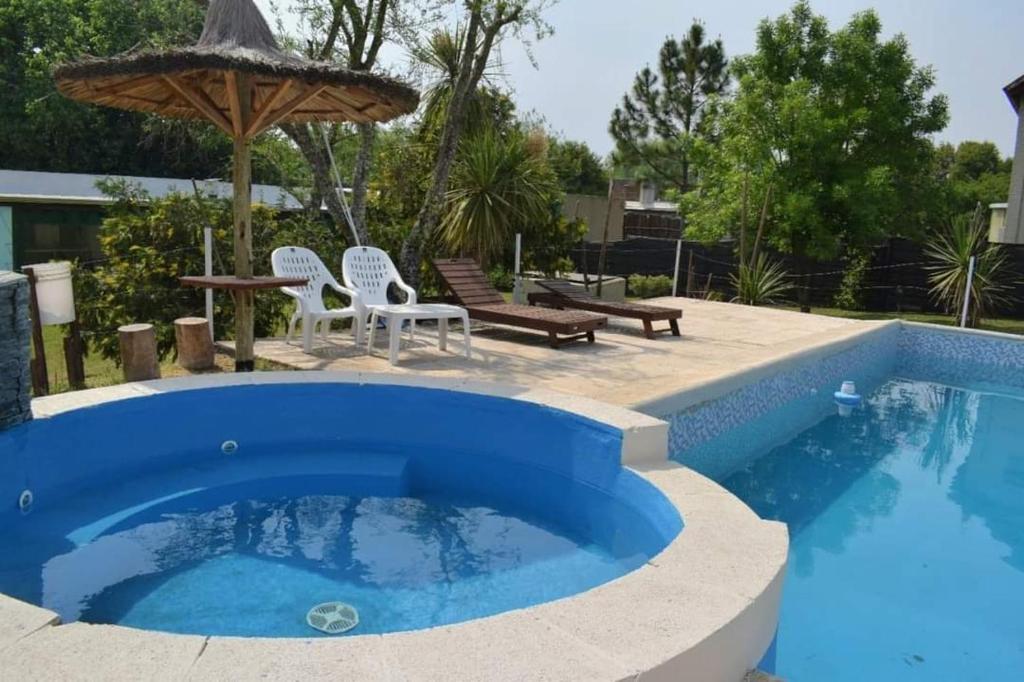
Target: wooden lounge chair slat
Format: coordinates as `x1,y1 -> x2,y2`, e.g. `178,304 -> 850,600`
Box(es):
528,280 -> 682,340
433,259 -> 606,348
443,274 -> 493,285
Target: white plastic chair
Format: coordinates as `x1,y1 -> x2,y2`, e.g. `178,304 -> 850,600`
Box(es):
342,246 -> 418,340
271,246 -> 359,352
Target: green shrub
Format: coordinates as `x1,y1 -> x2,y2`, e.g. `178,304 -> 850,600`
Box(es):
627,274 -> 674,298
524,215 -> 586,278
75,179 -> 334,361
487,264 -> 516,291
832,253 -> 869,310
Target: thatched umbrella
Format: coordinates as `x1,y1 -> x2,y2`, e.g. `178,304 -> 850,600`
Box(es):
54,0 -> 419,371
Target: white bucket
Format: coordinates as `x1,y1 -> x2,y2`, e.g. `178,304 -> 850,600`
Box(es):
24,261 -> 76,325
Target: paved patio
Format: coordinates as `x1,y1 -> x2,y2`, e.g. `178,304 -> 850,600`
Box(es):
230,298 -> 886,409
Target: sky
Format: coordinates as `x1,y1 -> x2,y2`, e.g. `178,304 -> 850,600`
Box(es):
259,0 -> 1024,159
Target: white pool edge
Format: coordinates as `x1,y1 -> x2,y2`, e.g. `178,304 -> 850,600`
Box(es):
630,319 -> 901,416
1,373 -> 786,681
28,371 -> 670,467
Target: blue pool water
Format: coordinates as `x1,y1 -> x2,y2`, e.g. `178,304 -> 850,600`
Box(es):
722,377 -> 1024,681
0,383 -> 681,637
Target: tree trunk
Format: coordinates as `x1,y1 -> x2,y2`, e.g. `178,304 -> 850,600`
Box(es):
174,317 -> 215,370
350,122 -> 377,240
118,323 -> 160,382
399,118 -> 465,287
398,10 -> 486,286
282,123 -> 363,246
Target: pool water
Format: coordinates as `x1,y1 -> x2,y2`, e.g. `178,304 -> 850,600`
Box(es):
723,377 -> 1024,681
0,460 -> 668,637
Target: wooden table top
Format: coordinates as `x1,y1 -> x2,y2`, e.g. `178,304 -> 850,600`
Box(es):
179,276 -> 308,291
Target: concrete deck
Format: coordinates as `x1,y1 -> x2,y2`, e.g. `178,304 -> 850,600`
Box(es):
236,298 -> 884,409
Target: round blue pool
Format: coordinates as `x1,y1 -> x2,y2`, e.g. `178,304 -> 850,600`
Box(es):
0,381 -> 681,637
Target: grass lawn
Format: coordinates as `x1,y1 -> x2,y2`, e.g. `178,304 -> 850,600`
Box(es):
775,306 -> 1024,336
37,325 -> 284,395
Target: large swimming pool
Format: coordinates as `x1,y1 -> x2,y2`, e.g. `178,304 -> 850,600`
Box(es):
721,375 -> 1024,681
0,382 -> 681,637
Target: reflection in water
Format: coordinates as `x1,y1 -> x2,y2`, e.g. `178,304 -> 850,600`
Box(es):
6,490 -> 643,636
721,378 -> 1024,682
948,393 -> 1024,572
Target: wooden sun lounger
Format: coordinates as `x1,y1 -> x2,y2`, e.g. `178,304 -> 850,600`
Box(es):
527,280 -> 681,340
433,258 -> 607,348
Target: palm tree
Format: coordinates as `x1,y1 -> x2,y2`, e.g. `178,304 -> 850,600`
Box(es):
440,129 -> 557,267
414,27 -> 504,138
925,204 -> 1013,327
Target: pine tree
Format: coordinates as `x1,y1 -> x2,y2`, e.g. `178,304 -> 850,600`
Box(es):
610,21 -> 728,192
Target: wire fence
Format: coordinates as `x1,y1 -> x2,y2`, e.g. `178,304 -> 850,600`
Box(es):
569,236 -> 1024,317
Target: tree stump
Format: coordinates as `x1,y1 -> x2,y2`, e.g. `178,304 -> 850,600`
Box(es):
174,317 -> 214,370
118,323 -> 161,382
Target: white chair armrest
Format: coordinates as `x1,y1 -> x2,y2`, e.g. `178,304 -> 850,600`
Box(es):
328,281 -> 358,303
280,288 -> 306,308
396,280 -> 417,305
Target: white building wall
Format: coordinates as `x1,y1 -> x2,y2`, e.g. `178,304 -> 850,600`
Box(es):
1003,101 -> 1024,244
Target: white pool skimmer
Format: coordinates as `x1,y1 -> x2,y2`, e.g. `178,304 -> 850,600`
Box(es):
306,602 -> 359,635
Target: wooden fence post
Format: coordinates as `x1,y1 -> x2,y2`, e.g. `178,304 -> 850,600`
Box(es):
23,267 -> 49,396
63,321 -> 85,390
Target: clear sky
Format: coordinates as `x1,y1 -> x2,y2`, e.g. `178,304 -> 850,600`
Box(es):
261,0 -> 1023,159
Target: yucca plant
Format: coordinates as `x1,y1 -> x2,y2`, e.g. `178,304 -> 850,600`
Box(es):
729,179 -> 790,306
925,205 -> 1013,327
731,253 -> 792,305
440,129 -> 556,267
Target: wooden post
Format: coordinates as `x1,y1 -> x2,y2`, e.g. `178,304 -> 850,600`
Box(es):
685,251 -> 697,298
204,226 -> 214,341
175,317 -> 215,370
581,241 -> 590,291
23,267 -> 49,396
231,72 -> 255,372
118,323 -> 160,382
596,178 -> 614,298
672,239 -> 683,297
512,232 -> 523,304
63,320 -> 85,390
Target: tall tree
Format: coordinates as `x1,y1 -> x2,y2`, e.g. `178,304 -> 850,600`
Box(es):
281,0 -> 410,245
685,2 -> 948,264
398,0 -> 552,285
610,20 -> 728,192
0,0 -> 221,177
547,138 -> 608,195
934,140 -> 1012,217
414,26 -> 516,137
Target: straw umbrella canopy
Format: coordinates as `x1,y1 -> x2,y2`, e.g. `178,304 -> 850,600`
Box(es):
54,0 -> 419,371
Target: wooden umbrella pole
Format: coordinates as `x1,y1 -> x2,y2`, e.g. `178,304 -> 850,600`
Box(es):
231,72 -> 256,372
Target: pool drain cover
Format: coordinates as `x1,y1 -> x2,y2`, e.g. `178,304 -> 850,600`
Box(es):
306,602 -> 359,635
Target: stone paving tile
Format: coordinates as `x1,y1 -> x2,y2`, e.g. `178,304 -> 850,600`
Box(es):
229,299 -> 869,409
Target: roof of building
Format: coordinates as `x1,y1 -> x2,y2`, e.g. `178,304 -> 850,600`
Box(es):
1005,74 -> 1024,111
624,200 -> 680,213
0,169 -> 306,209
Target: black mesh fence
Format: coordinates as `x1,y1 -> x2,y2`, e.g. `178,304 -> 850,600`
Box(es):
569,237 -> 1024,317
